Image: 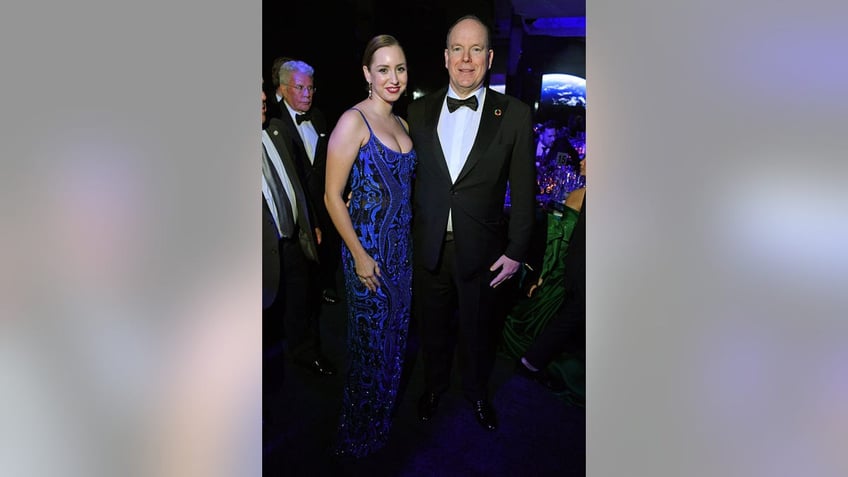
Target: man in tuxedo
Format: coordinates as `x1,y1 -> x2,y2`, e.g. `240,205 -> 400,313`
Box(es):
538,119 -> 580,168
407,14 -> 537,431
262,80 -> 336,377
276,60 -> 342,305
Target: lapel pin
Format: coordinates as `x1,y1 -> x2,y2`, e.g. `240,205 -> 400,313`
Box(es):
273,130 -> 279,135
494,108 -> 502,117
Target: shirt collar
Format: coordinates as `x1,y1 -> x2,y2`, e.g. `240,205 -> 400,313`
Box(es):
447,85 -> 485,103
282,101 -> 306,124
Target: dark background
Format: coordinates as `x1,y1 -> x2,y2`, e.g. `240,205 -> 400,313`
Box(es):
262,0 -> 585,127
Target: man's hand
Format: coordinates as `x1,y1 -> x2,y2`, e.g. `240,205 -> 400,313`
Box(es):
489,255 -> 521,288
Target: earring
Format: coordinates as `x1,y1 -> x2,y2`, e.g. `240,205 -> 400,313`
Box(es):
368,82 -> 372,99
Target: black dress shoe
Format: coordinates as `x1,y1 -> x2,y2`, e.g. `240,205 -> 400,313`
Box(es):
294,356 -> 337,376
417,392 -> 441,422
322,289 -> 339,304
472,400 -> 498,431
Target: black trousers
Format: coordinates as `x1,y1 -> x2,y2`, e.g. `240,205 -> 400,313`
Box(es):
317,221 -> 341,292
414,239 -> 509,402
276,231 -> 323,360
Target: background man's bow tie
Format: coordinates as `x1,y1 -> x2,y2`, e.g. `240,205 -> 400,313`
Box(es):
446,95 -> 479,113
295,111 -> 312,125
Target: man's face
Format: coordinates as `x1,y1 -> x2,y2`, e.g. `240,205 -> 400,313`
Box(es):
280,71 -> 314,113
541,128 -> 557,148
444,18 -> 492,96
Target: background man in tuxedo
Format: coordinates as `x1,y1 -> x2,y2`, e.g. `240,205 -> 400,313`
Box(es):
277,60 -> 342,305
262,77 -> 337,378
538,119 -> 580,168
407,14 -> 537,432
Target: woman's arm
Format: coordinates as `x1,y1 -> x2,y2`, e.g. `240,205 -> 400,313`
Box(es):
324,110 -> 382,292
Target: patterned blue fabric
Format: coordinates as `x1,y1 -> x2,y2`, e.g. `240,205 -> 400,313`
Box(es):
333,109 -> 417,458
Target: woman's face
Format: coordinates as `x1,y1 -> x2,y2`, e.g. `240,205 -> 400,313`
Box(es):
366,45 -> 408,102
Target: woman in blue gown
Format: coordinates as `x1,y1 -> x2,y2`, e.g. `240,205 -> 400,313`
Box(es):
324,34 -> 416,459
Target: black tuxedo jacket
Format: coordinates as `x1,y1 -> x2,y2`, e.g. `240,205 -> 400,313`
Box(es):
274,104 -> 331,229
264,118 -> 320,262
408,87 -> 537,279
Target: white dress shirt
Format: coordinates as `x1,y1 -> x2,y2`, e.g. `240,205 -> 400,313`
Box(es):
283,101 -> 318,164
438,86 -> 486,231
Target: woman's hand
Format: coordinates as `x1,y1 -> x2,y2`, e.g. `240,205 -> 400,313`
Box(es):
355,255 -> 382,292
526,277 -> 543,298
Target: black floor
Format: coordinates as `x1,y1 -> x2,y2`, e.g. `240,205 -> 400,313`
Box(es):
263,281 -> 585,476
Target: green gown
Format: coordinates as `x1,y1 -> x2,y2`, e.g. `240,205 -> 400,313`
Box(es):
501,206 -> 585,405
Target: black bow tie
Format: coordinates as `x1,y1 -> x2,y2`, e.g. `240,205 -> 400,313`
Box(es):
446,95 -> 479,113
295,111 -> 312,125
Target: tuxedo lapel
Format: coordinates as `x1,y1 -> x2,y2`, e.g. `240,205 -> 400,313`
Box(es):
282,113 -> 308,160
311,112 -> 327,137
309,112 -> 328,168
425,88 -> 451,180
455,88 -> 506,183
281,108 -> 327,186
282,107 -> 327,158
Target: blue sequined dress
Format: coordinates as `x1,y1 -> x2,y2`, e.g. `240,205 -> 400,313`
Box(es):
333,108 -> 417,458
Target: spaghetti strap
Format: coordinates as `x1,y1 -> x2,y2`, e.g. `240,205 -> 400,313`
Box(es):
393,114 -> 409,134
350,107 -> 374,135
351,107 -> 408,135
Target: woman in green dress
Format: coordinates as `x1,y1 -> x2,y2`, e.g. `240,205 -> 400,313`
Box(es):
502,155 -> 586,406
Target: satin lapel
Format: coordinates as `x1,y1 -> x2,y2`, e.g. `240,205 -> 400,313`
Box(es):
311,109 -> 327,136
426,89 -> 451,180
312,111 -> 328,164
282,113 -> 308,158
456,88 -> 505,183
